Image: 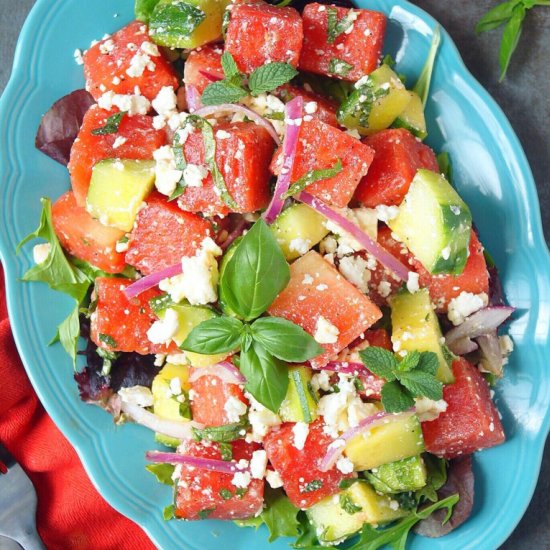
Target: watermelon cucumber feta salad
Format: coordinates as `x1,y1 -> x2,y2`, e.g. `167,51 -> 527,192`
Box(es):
21,0 -> 516,546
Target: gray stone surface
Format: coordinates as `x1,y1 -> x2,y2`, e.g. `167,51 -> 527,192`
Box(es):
0,0 -> 548,548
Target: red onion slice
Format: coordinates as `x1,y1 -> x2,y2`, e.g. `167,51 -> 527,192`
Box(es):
263,96 -> 303,224
194,103 -> 281,145
199,69 -> 223,83
298,192 -> 410,281
220,218 -> 247,251
444,306 -> 514,345
477,331 -> 504,375
123,263 -> 182,299
146,450 -> 248,474
121,401 -> 202,439
447,337 -> 479,356
319,409 -> 416,472
189,361 -> 246,385
186,84 -> 202,113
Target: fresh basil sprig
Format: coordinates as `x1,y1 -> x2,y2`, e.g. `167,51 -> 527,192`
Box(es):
91,111 -> 127,135
476,0 -> 550,81
359,347 -> 443,413
202,52 -> 298,106
180,219 -> 323,412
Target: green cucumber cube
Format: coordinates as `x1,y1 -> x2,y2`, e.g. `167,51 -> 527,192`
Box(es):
367,456 -> 427,494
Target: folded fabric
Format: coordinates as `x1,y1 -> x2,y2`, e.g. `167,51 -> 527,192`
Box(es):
0,266 -> 156,550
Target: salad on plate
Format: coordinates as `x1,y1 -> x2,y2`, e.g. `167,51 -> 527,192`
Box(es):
20,0 -> 515,546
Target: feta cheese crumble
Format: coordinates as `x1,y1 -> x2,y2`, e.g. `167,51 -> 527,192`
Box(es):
406,271 -> 420,294
250,450 -> 268,480
97,90 -> 151,116
292,422 -> 310,451
289,238 -> 311,256
414,397 -> 448,421
183,164 -> 209,187
338,255 -> 371,293
266,469 -> 284,489
224,396 -> 248,423
146,307 -> 180,345
314,316 -> 340,344
153,145 -> 182,197
336,456 -> 354,474
246,393 -> 281,442
33,243 -> 51,264
447,291 -> 488,326
118,385 -> 154,407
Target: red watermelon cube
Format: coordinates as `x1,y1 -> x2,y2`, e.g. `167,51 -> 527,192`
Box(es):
263,418 -> 353,508
52,191 -> 126,274
225,2 -> 303,73
270,118 -> 374,208
299,3 -> 386,81
268,251 -> 382,368
124,192 -> 212,276
84,21 -> 178,101
190,375 -> 249,427
276,84 -> 339,128
68,105 -> 167,206
91,278 -> 177,355
175,438 -> 264,520
421,358 -> 505,459
177,121 -> 275,216
354,128 -> 440,207
184,45 -> 224,97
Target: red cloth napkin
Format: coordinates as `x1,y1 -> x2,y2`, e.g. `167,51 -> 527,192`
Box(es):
0,267 -> 156,550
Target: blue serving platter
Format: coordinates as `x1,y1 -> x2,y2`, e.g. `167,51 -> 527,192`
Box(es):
1,0 -> 549,548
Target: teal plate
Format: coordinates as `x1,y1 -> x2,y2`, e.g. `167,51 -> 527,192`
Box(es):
1,0 -> 549,548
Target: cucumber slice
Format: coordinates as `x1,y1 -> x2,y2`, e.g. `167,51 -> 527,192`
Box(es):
392,91 -> 427,140
279,366 -> 318,423
270,203 -> 329,261
366,456 -> 427,494
86,159 -> 155,232
152,363 -> 191,447
337,65 -> 412,136
388,169 -> 472,275
389,288 -> 454,383
307,482 -> 408,543
345,413 -> 424,471
149,0 -> 222,49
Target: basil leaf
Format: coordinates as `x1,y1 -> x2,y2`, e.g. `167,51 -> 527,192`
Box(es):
146,463 -> 175,485
398,371 -> 443,401
381,380 -> 415,413
327,7 -> 357,43
150,1 -> 206,42
475,0 -> 517,33
412,25 -> 441,108
192,419 -> 249,443
180,316 -> 243,354
359,347 -> 398,381
201,80 -> 248,106
220,442 -> 233,461
498,3 -> 526,81
283,159 -> 343,199
240,341 -> 289,412
249,62 -> 298,96
221,219 -> 290,321
328,58 -> 354,77
221,52 -> 240,79
251,317 -> 323,362
91,111 -> 126,135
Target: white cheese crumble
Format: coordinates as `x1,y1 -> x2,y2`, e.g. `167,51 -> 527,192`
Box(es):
375,204 -> 399,223
324,207 -> 377,256
447,291 -> 489,326
377,280 -> 392,298
152,86 -> 178,117
266,469 -> 284,489
302,273 -> 314,285
231,471 -> 252,489
97,90 -> 151,116
289,238 -> 311,256
126,49 -> 156,78
215,129 -> 232,140
153,145 -> 182,197
146,307 -> 180,345
246,393 -> 281,442
169,376 -> 182,396
183,163 -> 209,187
414,397 -> 448,421
250,450 -> 268,480
73,48 -> 84,65
314,316 -> 340,344
336,456 -> 354,474
304,101 -> 318,114
33,243 -> 51,264
118,385 -> 154,407
292,422 -> 309,451
99,39 -> 115,54
112,136 -> 127,149
338,255 -> 370,293
224,396 -> 248,423
310,370 -> 331,392
406,271 -> 420,294
140,41 -> 160,57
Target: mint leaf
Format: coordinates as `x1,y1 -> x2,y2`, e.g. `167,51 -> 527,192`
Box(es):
359,347 -> 398,381
381,380 -> 415,413
249,62 -> 298,96
327,7 -> 357,43
283,159 -> 343,199
150,1 -> 206,42
328,58 -> 354,77
221,219 -> 290,321
415,351 -> 440,376
91,111 -> 126,135
201,80 -> 248,106
399,370 -> 443,401
180,316 -> 243,354
397,350 -> 421,372
251,317 -> 323,362
221,52 -> 240,79
240,341 -> 288,412
146,463 -> 175,485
